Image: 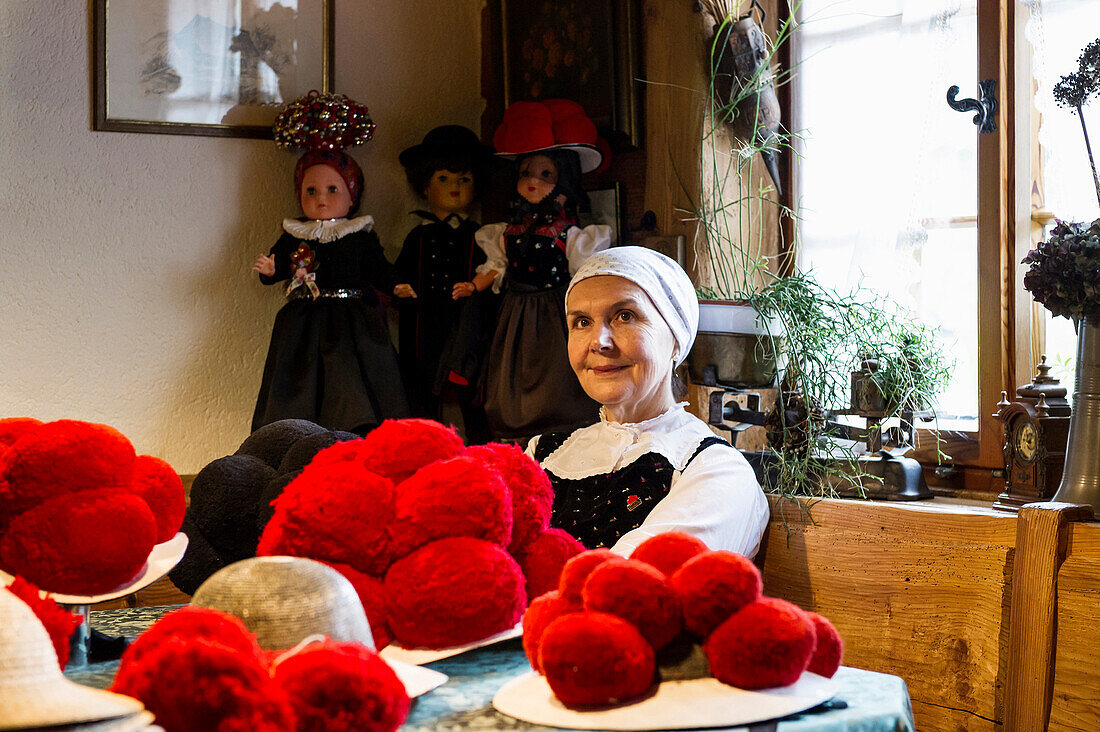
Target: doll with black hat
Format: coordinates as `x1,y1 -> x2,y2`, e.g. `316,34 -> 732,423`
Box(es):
251,91 -> 409,435
393,125 -> 495,443
468,100 -> 612,441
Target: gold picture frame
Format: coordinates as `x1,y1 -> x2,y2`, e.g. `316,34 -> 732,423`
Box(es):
500,0 -> 641,146
93,0 -> 334,138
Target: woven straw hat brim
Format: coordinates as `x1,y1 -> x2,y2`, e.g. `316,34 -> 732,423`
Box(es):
50,710 -> 158,731
495,142 -> 603,174
0,678 -> 144,730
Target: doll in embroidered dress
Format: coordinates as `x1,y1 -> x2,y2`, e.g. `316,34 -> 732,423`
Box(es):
392,125 -> 495,443
250,94 -> 408,434
469,100 -> 612,441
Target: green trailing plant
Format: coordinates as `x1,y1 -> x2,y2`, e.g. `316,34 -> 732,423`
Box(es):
691,2 -> 952,502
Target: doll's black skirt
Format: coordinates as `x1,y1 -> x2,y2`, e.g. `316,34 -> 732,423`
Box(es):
483,283 -> 599,441
252,296 -> 409,433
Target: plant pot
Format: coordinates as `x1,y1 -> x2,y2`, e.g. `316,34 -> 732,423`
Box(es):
689,300 -> 782,387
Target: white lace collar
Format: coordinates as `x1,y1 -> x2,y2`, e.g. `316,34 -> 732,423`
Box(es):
283,215 -> 374,243
539,402 -> 715,479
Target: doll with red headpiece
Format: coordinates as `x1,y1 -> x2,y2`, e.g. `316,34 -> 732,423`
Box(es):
468,100 -> 612,441
251,92 -> 409,435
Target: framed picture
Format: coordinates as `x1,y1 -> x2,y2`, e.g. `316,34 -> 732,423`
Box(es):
581,183 -> 626,246
500,0 -> 641,145
93,0 -> 334,138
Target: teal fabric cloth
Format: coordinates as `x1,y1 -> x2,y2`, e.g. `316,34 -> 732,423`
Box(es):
67,606 -> 915,732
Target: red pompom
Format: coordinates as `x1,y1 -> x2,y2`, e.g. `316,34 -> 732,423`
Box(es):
0,490 -> 157,595
258,462 -> 396,576
117,606 -> 263,669
558,548 -> 617,605
521,590 -> 580,674
543,98 -> 599,146
670,550 -> 762,637
4,577 -> 82,668
321,561 -> 392,649
390,455 -> 512,557
130,455 -> 186,544
384,537 -> 526,649
0,420 -> 136,519
704,597 -> 817,690
806,611 -> 843,678
582,558 -> 682,650
463,443 -> 553,553
113,634 -> 294,732
630,531 -> 710,577
0,417 -> 42,449
518,528 -> 584,602
493,101 -> 556,156
539,612 -> 655,706
593,136 -> 613,173
273,641 -> 410,732
352,419 -> 465,484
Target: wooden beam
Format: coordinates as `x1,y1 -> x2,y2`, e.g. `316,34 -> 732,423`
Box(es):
1004,502 -> 1094,731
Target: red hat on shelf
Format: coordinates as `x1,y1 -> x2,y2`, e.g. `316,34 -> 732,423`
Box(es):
493,99 -> 604,173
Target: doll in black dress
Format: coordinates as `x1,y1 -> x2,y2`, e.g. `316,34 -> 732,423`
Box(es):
469,100 -> 612,441
392,126 -> 495,443
251,99 -> 409,435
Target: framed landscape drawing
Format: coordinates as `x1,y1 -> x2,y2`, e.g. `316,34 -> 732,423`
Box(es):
500,0 -> 641,145
93,0 -> 334,138
581,183 -> 626,246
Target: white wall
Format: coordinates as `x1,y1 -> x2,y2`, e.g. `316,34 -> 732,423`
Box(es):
0,0 -> 483,473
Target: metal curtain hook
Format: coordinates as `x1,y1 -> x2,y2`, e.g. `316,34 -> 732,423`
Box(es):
947,79 -> 998,134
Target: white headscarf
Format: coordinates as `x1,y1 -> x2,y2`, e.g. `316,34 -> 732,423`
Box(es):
566,246 -> 699,366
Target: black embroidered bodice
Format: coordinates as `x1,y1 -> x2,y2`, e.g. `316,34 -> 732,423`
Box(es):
503,213 -> 576,290
395,214 -> 484,303
535,433 -> 729,550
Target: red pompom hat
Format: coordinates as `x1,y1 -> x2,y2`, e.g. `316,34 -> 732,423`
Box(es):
492,100 -> 604,173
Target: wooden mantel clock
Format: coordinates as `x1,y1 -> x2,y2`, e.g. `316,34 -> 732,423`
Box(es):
993,356 -> 1071,512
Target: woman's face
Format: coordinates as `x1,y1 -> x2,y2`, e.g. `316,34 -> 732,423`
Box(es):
567,275 -> 678,423
300,165 -> 353,220
517,154 -> 559,205
426,169 -> 475,217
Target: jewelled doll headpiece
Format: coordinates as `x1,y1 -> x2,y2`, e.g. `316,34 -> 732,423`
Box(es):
273,90 -> 376,215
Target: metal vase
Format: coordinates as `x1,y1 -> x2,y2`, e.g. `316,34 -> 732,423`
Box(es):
1052,315 -> 1100,512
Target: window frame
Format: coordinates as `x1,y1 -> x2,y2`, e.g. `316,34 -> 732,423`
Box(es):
779,0 -> 1039,477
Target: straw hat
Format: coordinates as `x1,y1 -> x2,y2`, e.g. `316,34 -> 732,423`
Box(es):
190,556 -> 374,650
56,711 -> 157,731
0,590 -> 144,730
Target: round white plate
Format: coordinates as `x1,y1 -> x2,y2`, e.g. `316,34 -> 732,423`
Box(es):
492,670 -> 838,730
0,533 -> 189,605
379,621 -> 523,666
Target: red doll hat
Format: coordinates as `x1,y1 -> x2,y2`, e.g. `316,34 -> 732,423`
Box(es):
493,100 -> 603,173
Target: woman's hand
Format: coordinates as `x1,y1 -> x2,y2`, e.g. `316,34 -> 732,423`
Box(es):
394,283 -> 418,298
252,254 -> 275,277
452,281 -> 476,300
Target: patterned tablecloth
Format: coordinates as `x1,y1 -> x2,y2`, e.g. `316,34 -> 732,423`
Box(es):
67,606 -> 915,732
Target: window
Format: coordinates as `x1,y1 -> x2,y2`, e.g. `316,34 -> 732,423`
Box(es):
787,0 -> 1090,475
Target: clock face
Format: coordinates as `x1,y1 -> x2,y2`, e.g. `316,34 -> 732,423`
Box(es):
1015,420 -> 1038,463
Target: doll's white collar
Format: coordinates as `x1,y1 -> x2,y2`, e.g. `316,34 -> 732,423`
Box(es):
283,215 -> 374,243
538,402 -> 709,478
